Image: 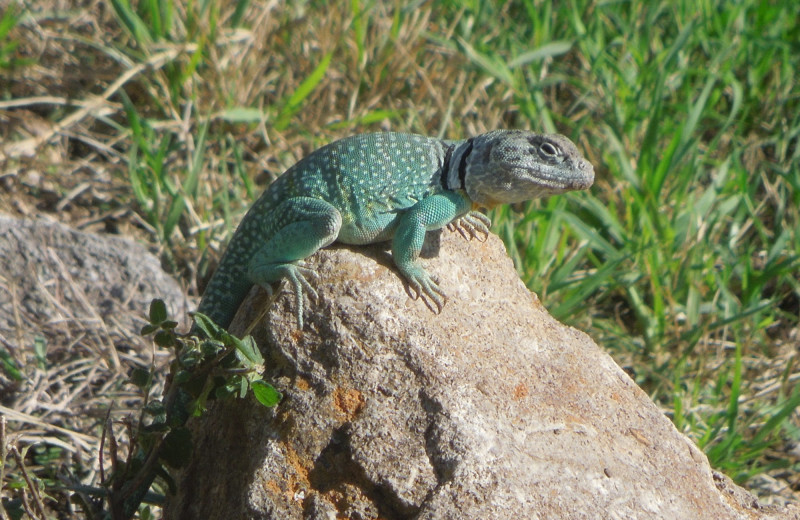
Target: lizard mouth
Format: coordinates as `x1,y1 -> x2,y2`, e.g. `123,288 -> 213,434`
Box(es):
557,160 -> 594,191
527,159 -> 594,193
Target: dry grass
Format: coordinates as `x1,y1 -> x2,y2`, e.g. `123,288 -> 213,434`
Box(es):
0,2 -> 527,517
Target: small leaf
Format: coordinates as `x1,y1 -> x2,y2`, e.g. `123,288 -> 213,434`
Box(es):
167,389 -> 193,426
190,397 -> 206,417
161,320 -> 179,330
154,330 -> 174,348
199,338 -> 225,357
179,348 -> 204,369
140,505 -> 154,520
149,299 -> 168,324
192,312 -> 224,339
8,478 -> 26,490
130,367 -> 152,390
233,335 -> 263,366
252,380 -> 282,407
0,348 -> 23,381
141,323 -> 158,335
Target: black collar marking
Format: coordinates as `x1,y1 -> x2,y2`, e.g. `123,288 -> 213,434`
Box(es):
458,139 -> 474,189
441,144 -> 455,188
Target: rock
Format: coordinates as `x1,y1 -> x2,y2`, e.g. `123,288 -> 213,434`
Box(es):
166,230 -> 799,519
0,214 -> 188,352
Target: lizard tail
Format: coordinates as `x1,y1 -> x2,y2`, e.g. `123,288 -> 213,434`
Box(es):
192,252 -> 254,334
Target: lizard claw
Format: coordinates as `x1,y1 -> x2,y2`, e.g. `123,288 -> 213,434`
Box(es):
449,211 -> 491,242
293,263 -> 319,301
405,271 -> 447,314
284,264 -> 319,329
252,262 -> 319,329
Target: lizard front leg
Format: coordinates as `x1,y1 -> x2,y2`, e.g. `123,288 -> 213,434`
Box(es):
392,191 -> 472,312
247,197 -> 342,328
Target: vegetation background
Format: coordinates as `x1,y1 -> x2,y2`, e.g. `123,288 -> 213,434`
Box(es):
1,0 -> 798,517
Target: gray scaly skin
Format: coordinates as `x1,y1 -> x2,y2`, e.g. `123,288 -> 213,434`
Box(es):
196,130 -> 594,330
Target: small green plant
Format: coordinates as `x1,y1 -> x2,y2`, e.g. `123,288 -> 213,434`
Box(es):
102,299 -> 281,519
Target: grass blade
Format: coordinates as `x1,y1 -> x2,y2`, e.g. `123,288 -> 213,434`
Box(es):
275,52 -> 333,130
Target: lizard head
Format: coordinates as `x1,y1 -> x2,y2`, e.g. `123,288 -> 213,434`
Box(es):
453,130 -> 594,209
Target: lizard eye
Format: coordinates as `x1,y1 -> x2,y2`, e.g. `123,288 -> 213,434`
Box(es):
539,142 -> 561,158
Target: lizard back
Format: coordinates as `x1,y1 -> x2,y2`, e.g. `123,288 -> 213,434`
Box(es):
196,132 -> 455,329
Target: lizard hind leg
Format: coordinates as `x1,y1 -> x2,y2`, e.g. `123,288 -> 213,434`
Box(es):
246,197 -> 342,329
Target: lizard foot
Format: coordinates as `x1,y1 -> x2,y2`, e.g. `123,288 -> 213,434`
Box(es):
285,263 -> 318,329
252,262 -> 319,329
404,270 -> 447,314
448,211 -> 491,242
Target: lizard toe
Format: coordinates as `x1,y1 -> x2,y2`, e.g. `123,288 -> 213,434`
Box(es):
294,265 -> 320,299
284,265 -> 319,329
450,211 -> 491,242
404,271 -> 446,313
421,282 -> 447,314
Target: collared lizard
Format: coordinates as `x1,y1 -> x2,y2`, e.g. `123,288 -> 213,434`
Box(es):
196,130 -> 594,330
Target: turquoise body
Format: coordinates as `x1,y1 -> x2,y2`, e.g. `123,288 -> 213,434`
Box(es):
196,133 -> 471,330
195,129 -> 595,330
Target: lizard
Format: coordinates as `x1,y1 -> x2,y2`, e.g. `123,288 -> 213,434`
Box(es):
195,130 -> 594,331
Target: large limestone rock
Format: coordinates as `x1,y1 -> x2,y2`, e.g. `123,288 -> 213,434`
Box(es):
167,229 -> 798,519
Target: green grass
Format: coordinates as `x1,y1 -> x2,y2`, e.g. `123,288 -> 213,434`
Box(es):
2,0 -> 799,515
499,0 -> 800,486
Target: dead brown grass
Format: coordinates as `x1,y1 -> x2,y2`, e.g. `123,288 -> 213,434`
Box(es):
0,1 -> 527,517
